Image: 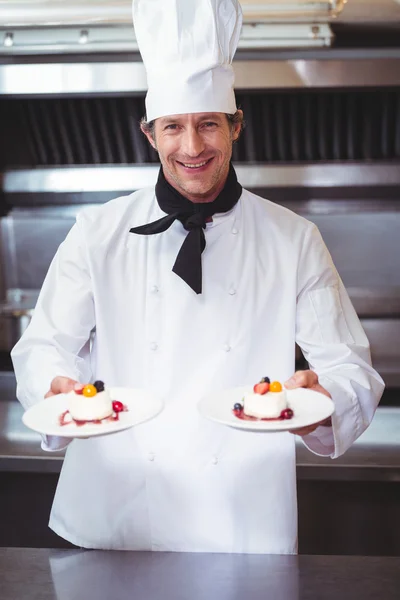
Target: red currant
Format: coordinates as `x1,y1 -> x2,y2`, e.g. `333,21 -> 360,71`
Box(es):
280,408 -> 294,420
112,401 -> 124,413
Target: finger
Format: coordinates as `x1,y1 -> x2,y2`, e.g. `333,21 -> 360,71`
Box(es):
284,370 -> 318,390
48,376 -> 82,397
289,424 -> 319,436
289,418 -> 328,436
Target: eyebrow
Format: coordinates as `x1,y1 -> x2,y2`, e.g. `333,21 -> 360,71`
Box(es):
160,114 -> 223,126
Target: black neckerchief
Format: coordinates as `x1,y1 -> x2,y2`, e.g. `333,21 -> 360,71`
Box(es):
129,163 -> 242,294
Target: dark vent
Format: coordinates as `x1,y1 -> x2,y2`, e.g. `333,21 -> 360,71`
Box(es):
233,89 -> 400,163
1,88 -> 400,168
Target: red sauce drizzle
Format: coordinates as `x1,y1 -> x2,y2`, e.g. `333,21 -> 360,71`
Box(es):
233,409 -> 293,422
59,404 -> 127,427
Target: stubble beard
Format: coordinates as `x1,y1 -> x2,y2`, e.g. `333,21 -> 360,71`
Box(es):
161,152 -> 232,203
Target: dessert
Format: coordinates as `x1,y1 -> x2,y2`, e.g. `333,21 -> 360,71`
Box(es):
233,377 -> 294,421
59,380 -> 127,427
68,381 -> 113,421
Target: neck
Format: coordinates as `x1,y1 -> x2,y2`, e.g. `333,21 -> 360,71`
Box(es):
163,167 -> 230,204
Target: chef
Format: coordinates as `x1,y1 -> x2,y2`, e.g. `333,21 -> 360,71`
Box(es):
11,0 -> 384,554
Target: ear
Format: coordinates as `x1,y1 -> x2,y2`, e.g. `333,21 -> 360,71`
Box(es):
232,109 -> 243,142
140,123 -> 157,150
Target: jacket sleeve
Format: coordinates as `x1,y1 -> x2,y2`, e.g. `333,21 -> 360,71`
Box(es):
295,223 -> 385,459
11,212 -> 95,452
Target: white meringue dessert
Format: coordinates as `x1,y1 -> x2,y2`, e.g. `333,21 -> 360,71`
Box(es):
68,389 -> 113,421
243,390 -> 288,419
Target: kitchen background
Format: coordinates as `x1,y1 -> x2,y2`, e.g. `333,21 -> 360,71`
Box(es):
0,0 -> 399,555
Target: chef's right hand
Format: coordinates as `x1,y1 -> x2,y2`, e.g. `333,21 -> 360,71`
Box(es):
45,376 -> 83,398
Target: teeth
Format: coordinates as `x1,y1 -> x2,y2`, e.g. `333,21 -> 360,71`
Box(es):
182,160 -> 208,168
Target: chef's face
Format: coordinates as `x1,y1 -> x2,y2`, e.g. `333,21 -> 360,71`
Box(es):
141,112 -> 242,203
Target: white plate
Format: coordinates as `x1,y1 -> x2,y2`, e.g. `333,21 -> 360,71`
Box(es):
198,386 -> 335,432
22,387 -> 164,438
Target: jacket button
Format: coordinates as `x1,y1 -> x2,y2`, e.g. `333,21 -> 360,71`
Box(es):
150,342 -> 158,351
229,288 -> 236,296
151,285 -> 159,293
224,344 -> 231,352
212,456 -> 218,465
148,453 -> 155,461
231,228 -> 238,235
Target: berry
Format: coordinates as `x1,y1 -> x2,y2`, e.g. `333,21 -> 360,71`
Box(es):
82,384 -> 97,398
260,377 -> 270,384
280,408 -> 294,420
233,403 -> 243,411
270,381 -> 283,393
94,380 -> 105,393
112,401 -> 124,413
254,382 -> 269,395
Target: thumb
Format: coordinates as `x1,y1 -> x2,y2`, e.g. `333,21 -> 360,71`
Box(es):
284,370 -> 318,390
45,376 -> 83,398
284,371 -> 302,389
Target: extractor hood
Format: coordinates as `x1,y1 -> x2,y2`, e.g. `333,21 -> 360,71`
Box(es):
0,1 -> 345,53
1,1 -> 400,54
0,1 -> 347,26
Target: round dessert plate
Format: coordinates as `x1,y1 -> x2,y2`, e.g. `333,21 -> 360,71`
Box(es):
198,386 -> 335,433
22,387 -> 164,438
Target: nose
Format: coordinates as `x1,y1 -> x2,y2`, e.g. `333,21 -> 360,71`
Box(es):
181,126 -> 205,158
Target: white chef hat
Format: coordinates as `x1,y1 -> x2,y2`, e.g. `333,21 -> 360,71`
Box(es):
132,0 -> 243,122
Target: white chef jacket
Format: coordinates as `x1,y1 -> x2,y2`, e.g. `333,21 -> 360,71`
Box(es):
11,188 -> 384,553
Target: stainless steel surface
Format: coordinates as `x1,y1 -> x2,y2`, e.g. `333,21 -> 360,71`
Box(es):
0,25 -> 141,55
0,23 -> 336,54
0,210 -> 74,350
1,548 -> 400,600
241,1 -> 346,19
296,406 -> 400,481
0,0 -> 399,56
1,288 -> 39,313
1,0 -> 399,26
345,288 -> 400,318
0,210 -> 75,292
309,213 -> 400,288
0,290 -> 38,341
1,200 -> 399,379
1,399 -> 399,479
246,0 -> 400,22
362,320 -> 400,388
0,0 -> 357,27
0,0 -> 132,27
343,0 -> 400,22
0,401 -> 65,474
2,58 -> 400,94
5,163 -> 400,194
2,203 -> 400,295
0,61 -> 147,95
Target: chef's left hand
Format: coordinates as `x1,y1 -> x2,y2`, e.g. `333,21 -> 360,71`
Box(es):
284,370 -> 332,437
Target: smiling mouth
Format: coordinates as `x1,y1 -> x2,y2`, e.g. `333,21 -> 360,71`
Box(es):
177,157 -> 214,170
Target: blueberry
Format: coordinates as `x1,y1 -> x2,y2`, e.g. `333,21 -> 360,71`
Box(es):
261,376 -> 270,384
233,403 -> 243,411
94,380 -> 105,393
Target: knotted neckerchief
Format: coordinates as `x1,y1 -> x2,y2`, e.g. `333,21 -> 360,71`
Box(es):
129,163 -> 242,294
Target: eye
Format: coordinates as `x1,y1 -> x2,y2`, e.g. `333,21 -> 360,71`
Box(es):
164,124 -> 179,131
203,122 -> 218,128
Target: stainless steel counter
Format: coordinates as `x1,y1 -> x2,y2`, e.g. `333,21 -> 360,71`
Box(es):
1,548 -> 400,600
1,400 -> 399,481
